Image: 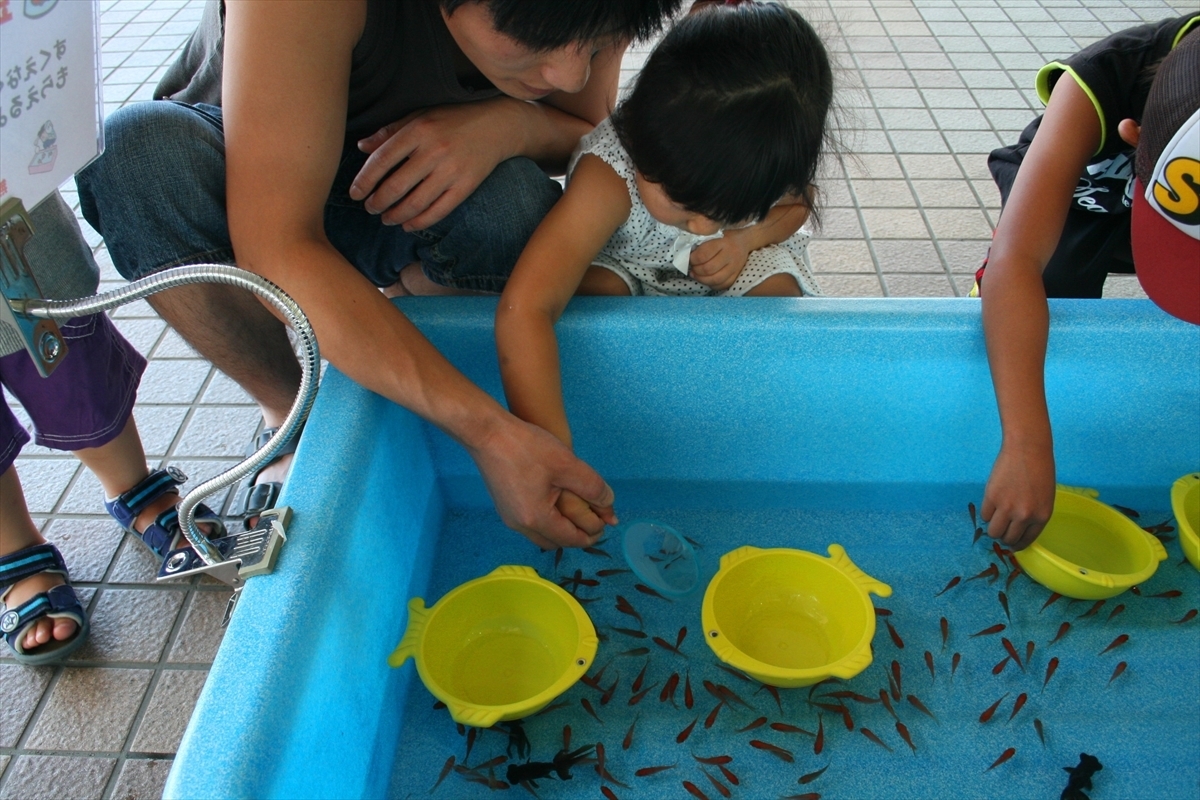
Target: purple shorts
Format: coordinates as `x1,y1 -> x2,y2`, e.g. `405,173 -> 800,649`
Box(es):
0,313 -> 146,473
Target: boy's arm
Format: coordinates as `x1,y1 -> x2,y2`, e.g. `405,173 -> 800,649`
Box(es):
496,155 -> 632,446
980,75 -> 1101,550
690,202 -> 811,291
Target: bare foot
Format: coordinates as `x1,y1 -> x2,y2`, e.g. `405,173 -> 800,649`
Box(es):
396,263 -> 493,296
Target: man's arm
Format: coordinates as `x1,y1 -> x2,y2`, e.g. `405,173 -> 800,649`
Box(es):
980,75 -> 1101,550
350,40 -> 627,231
222,0 -> 612,549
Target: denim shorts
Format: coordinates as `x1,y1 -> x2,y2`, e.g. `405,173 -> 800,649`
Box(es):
77,101 -> 563,293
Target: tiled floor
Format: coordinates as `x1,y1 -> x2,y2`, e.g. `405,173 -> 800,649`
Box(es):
1,0 -> 1190,797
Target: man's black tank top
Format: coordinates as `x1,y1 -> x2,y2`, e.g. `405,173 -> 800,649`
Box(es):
154,0 -> 502,141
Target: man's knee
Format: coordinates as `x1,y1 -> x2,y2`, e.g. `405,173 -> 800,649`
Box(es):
463,156 -> 562,252
421,157 -> 563,290
76,102 -> 231,281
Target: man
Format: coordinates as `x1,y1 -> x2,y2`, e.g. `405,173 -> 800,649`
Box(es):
78,0 -> 681,550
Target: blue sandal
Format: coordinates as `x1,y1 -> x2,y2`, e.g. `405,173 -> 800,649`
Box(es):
1,543 -> 90,664
104,467 -> 227,559
231,424 -> 304,531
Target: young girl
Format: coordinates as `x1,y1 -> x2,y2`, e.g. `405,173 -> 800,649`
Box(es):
495,1 -> 833,531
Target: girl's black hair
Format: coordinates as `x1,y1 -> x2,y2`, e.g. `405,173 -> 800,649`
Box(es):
611,2 -> 834,226
439,0 -> 683,51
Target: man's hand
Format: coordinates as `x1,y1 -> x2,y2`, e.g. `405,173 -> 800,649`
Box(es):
689,229 -> 753,292
981,443 -> 1056,551
468,415 -> 617,550
350,98 -> 525,231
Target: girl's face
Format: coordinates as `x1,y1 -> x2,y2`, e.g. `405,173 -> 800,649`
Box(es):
634,171 -> 725,235
441,3 -> 599,100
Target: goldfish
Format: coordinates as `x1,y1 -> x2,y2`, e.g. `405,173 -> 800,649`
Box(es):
986,747 -> 1016,772
971,623 -> 1006,637
1002,637 -> 1024,671
1040,592 -> 1063,613
860,728 -> 891,752
631,662 -> 648,694
749,740 -> 794,762
1107,661 -> 1128,687
635,765 -> 676,777
1043,657 -> 1059,691
935,576 -> 962,596
940,617 -> 949,649
799,764 -> 829,784
886,621 -> 905,649
979,693 -> 1008,723
896,721 -> 917,754
1099,634 -> 1129,655
429,756 -> 455,793
623,716 -> 638,750
907,694 -> 937,722
1007,693 -> 1028,722
660,673 -> 680,704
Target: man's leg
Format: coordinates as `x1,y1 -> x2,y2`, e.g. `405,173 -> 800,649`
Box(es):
324,152 -> 563,296
77,102 -> 301,472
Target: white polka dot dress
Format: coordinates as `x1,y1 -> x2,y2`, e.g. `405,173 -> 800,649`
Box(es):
567,119 -> 822,297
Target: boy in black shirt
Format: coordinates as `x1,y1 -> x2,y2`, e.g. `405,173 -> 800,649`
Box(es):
975,17 -> 1199,552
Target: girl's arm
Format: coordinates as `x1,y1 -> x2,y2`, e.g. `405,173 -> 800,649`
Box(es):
690,202 -> 810,291
980,74 -> 1101,551
496,154 -> 632,447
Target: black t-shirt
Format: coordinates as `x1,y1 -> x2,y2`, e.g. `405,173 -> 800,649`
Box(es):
154,0 -> 502,142
990,14 -> 1200,216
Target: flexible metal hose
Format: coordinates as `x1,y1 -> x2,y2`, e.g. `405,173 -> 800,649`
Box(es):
15,264 -> 319,566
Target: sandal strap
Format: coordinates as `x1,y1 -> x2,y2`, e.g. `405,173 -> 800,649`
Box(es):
250,424 -> 304,460
0,543 -> 68,598
108,467 -> 188,528
2,584 -> 87,656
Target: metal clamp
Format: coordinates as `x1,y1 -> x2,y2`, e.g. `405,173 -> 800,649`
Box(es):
158,507 -> 292,625
0,199 -> 69,377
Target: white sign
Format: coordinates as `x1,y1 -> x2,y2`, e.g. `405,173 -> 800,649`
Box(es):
0,0 -> 102,209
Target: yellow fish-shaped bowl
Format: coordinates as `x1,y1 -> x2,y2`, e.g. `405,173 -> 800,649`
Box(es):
701,544 -> 892,688
1173,473 -> 1200,572
388,565 -> 598,728
1014,486 -> 1168,600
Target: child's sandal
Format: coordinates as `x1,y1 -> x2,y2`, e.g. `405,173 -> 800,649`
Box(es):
104,467 -> 227,559
0,543 -> 90,665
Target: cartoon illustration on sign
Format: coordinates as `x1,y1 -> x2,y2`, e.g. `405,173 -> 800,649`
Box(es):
28,120 -> 56,174
24,0 -> 59,19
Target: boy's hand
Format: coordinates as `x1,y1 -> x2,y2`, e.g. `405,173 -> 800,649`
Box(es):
689,229 -> 753,292
981,443 -> 1055,551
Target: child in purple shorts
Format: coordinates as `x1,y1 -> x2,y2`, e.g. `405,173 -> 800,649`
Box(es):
0,195 -> 223,665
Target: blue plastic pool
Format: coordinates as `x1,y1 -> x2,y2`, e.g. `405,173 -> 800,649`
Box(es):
164,299 -> 1199,799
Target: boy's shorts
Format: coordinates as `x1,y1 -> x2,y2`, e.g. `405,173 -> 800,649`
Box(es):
0,313 -> 146,473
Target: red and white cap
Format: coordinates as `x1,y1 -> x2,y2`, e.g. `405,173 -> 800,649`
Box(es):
1132,31 -> 1200,325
